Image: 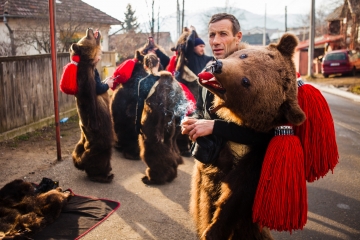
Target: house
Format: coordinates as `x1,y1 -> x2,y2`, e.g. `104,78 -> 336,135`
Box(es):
0,0 -> 122,56
294,0 -> 360,75
241,33 -> 270,46
109,31 -> 174,64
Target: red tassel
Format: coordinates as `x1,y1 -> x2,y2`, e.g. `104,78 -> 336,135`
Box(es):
294,79 -> 339,182
253,126 -> 307,232
111,59 -> 137,90
60,55 -> 80,95
166,54 -> 177,76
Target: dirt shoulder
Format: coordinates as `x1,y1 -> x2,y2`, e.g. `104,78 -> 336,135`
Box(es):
0,115 -> 80,187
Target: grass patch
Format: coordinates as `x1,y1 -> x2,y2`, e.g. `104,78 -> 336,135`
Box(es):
16,134 -> 30,141
349,85 -> 360,95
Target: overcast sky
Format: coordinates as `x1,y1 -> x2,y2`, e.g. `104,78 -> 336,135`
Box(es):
82,0 -> 329,24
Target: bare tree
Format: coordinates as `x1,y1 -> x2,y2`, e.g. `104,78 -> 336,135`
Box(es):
0,41 -> 13,57
8,8 -> 90,54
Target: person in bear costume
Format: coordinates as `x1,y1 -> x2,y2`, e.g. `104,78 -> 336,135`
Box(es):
136,54 -> 188,185
110,38 -> 168,160
70,28 -> 114,183
184,32 -> 308,239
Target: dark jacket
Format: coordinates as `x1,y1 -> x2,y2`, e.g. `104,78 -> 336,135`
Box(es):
155,49 -> 170,69
185,30 -> 213,75
198,88 -> 273,144
135,74 -> 161,133
95,68 -> 109,95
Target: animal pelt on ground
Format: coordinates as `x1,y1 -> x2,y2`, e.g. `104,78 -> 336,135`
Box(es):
139,71 -> 189,185
0,179 -> 72,239
70,28 -> 114,183
111,51 -> 148,160
190,33 -> 306,239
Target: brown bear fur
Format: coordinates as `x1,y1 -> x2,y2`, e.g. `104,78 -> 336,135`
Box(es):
190,33 -> 306,239
0,179 -> 72,239
139,71 -> 188,185
70,28 -> 114,183
111,50 -> 147,160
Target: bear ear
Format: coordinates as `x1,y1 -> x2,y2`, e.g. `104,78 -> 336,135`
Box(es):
135,50 -> 144,62
69,43 -> 80,54
282,101 -> 306,126
276,33 -> 298,57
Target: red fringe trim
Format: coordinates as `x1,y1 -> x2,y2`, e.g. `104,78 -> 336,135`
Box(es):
253,135 -> 307,232
294,84 -> 339,182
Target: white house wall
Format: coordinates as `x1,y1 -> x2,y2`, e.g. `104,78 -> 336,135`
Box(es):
0,18 -> 112,55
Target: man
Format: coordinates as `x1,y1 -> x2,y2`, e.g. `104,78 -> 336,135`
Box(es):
185,26 -> 213,75
182,13 -> 271,144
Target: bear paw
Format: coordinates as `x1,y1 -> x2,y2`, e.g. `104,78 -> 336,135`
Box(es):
88,173 -> 114,183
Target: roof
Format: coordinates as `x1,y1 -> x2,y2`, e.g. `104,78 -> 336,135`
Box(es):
242,33 -> 270,46
296,34 -> 344,50
325,5 -> 345,21
0,0 -> 121,25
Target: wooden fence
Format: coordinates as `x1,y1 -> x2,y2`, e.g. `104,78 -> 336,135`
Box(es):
0,52 -> 116,140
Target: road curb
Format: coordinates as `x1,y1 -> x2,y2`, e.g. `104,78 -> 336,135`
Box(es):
305,82 -> 360,102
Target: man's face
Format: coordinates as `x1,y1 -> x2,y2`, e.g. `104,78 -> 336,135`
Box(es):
208,19 -> 242,59
194,44 -> 205,56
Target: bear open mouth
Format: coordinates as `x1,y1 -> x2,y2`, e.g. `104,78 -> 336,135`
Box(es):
198,72 -> 225,93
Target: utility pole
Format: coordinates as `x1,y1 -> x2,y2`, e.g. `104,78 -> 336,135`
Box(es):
177,0 -> 180,39
308,0 -> 315,77
181,0 -> 185,31
151,0 -> 155,36
263,4 -> 266,46
285,6 -> 287,32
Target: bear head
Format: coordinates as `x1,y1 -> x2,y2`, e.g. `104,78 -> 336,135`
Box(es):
69,28 -> 101,63
199,33 -> 306,132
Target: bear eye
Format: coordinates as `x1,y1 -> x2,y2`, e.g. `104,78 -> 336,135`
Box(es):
241,77 -> 251,88
239,54 -> 247,59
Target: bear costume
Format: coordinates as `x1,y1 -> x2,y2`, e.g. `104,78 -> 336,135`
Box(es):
191,33 -> 307,239
111,51 -> 148,160
0,179 -> 72,239
138,71 -> 188,185
70,28 -> 114,183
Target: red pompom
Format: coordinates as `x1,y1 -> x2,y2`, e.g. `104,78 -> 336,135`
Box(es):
166,54 -> 177,76
59,55 -> 80,95
111,59 -> 137,90
253,127 -> 307,232
294,82 -> 339,182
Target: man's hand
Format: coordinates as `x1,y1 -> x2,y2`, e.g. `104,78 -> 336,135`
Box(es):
181,117 -> 214,141
103,77 -> 114,88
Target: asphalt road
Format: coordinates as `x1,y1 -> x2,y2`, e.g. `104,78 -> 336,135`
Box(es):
273,92 -> 360,240
14,90 -> 360,240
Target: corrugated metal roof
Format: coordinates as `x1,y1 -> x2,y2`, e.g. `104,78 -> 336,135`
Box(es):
0,0 -> 121,25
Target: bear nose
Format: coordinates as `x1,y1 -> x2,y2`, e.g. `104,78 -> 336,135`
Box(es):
205,60 -> 222,74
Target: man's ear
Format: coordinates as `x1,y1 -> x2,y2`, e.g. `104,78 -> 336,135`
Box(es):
236,31 -> 243,45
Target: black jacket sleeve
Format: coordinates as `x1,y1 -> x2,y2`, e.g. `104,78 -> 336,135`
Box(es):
95,69 -> 109,95
155,49 -> 170,69
212,119 -> 273,145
